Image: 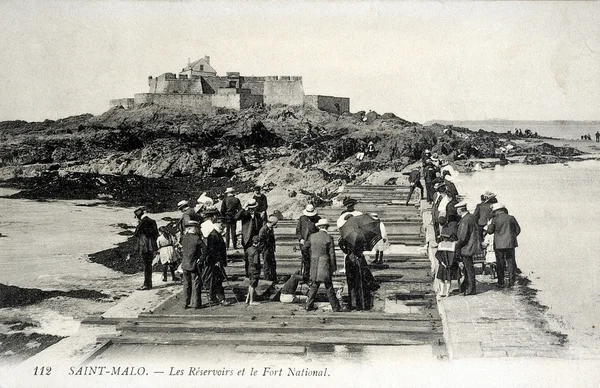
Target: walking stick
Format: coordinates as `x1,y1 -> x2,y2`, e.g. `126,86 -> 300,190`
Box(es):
219,264 -> 239,303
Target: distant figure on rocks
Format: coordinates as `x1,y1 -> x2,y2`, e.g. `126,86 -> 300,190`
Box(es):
487,203 -> 521,289
296,204 -> 321,281
454,201 -> 482,296
257,215 -> 278,282
133,207 -> 159,291
365,141 -> 375,158
220,187 -> 242,249
252,186 -> 269,222
596,131 -> 600,142
304,218 -> 342,312
405,167 -> 424,206
180,220 -> 206,309
157,226 -> 180,282
236,199 -> 264,277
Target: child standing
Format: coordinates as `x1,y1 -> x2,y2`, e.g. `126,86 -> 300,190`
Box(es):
157,226 -> 180,282
246,236 -> 261,305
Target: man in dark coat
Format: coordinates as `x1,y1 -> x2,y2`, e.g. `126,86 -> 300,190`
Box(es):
438,191 -> 459,241
296,204 -> 321,281
133,207 -> 159,290
473,191 -> 498,240
487,203 -> 521,288
442,171 -> 459,199
220,187 -> 242,249
204,217 -> 231,305
180,220 -> 205,308
303,219 -> 341,312
236,199 -> 264,277
252,185 -> 268,222
455,201 -> 482,295
423,160 -> 439,203
404,166 -> 424,206
257,215 -> 278,282
177,200 -> 200,238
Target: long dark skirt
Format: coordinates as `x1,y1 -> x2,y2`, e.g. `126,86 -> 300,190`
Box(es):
345,253 -> 379,311
435,250 -> 460,281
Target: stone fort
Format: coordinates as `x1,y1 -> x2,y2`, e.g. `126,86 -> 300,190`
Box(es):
110,56 -> 350,114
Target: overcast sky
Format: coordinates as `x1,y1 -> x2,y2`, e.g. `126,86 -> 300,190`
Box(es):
1,1 -> 599,123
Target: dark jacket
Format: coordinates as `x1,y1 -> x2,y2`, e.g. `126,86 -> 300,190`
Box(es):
221,195 -> 242,221
206,229 -> 227,267
253,193 -> 268,213
444,179 -> 459,199
438,198 -> 459,240
257,224 -> 276,255
408,169 -> 421,185
180,232 -> 206,271
473,197 -> 497,227
488,211 -> 521,249
134,216 -> 159,254
304,230 -> 337,283
456,212 -> 482,257
177,207 -> 200,235
236,209 -> 264,248
423,164 -> 438,183
296,214 -> 321,241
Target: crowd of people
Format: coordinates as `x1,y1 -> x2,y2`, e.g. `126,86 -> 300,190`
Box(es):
581,132 -> 600,142
417,149 -> 522,297
131,151 -> 522,311
132,185 -> 380,312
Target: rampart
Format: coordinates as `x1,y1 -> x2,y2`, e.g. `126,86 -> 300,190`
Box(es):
134,93 -> 214,113
110,98 -> 135,109
304,95 -> 350,114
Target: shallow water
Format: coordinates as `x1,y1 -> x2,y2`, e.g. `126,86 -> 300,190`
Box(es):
452,160 -> 600,355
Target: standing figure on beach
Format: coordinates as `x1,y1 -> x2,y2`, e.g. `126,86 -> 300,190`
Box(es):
180,220 -> 205,309
133,207 -> 159,291
157,226 -> 180,282
304,219 -> 342,312
236,199 -> 264,277
296,204 -> 321,281
405,166 -> 424,206
487,203 -> 521,288
454,201 -> 482,296
370,213 -> 389,264
252,185 -> 269,222
220,187 -> 242,249
596,131 -> 600,143
257,215 -> 279,282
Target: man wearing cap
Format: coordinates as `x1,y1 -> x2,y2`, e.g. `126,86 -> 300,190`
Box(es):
487,203 -> 521,288
204,216 -> 231,305
236,199 -> 264,277
133,207 -> 159,290
177,200 -> 199,237
454,201 -> 482,295
473,191 -> 498,240
405,166 -> 424,206
303,219 -> 342,312
252,186 -> 268,222
220,187 -> 242,249
257,215 -> 279,282
180,220 -> 206,309
296,204 -> 321,281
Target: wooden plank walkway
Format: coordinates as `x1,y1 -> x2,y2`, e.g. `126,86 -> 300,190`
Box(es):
84,184 -> 445,360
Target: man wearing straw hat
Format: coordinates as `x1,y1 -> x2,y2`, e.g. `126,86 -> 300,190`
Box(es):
220,187 -> 242,249
304,218 -> 342,312
296,204 -> 321,281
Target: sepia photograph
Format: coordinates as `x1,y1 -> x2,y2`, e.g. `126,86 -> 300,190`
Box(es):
0,1 -> 599,387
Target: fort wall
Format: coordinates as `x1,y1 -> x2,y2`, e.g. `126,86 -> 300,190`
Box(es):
304,95 -> 350,114
134,93 -> 214,113
110,98 -> 135,109
262,78 -> 305,106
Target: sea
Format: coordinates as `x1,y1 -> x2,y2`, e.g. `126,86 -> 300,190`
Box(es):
434,121 -> 600,140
